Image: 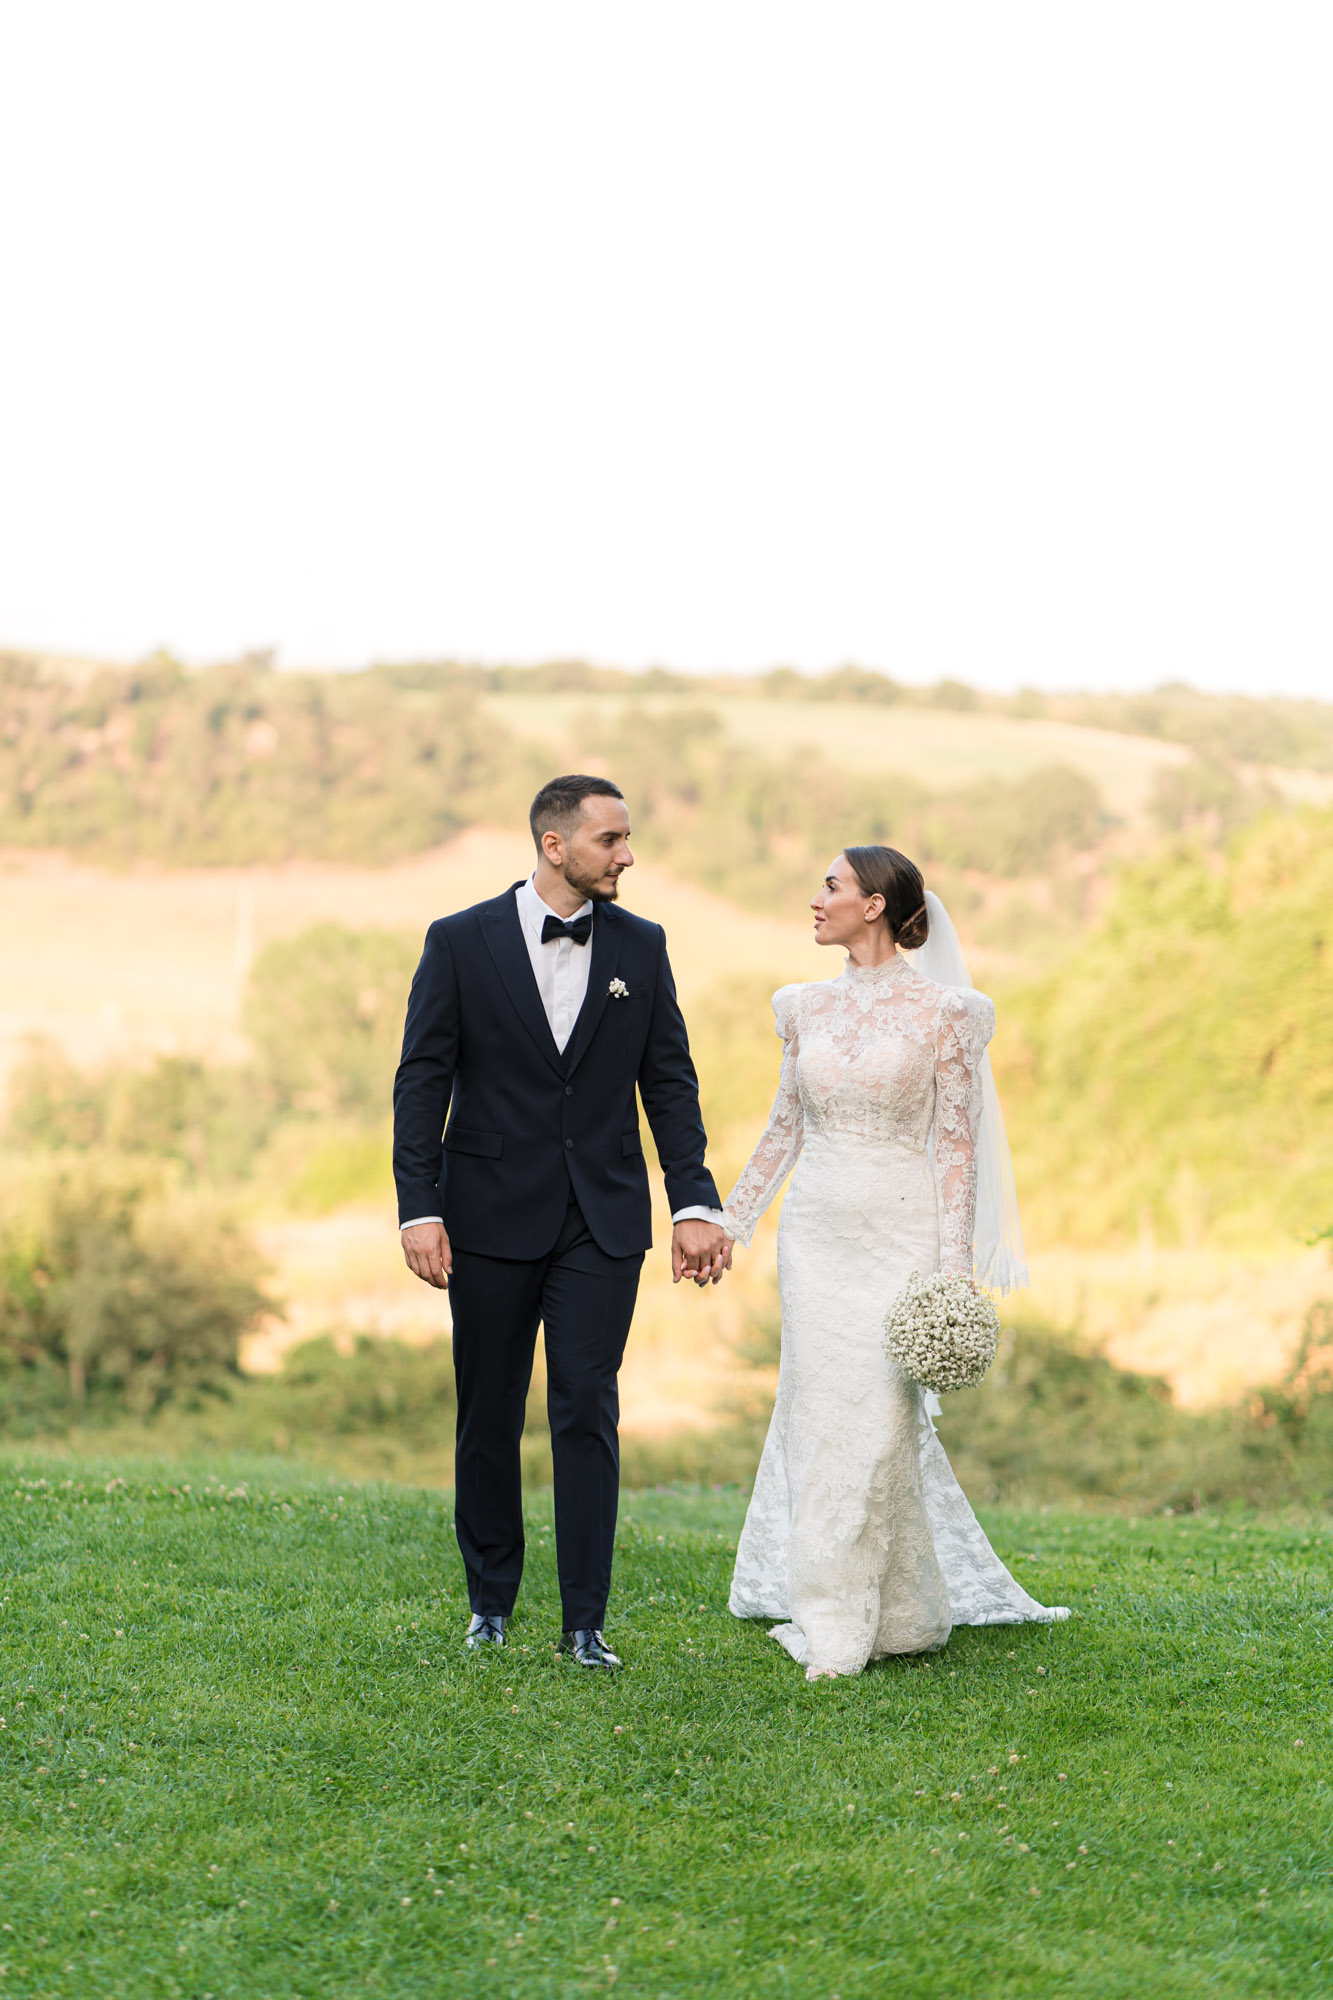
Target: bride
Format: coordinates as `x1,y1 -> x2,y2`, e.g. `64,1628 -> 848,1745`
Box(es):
722,844 -> 1067,1680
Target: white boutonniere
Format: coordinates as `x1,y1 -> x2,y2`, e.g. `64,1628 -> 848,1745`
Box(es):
608,978 -> 629,999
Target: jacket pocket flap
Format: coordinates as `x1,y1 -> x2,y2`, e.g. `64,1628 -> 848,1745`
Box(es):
621,1132 -> 643,1157
444,1127 -> 504,1160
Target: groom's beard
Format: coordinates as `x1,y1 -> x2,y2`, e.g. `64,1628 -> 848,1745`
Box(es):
563,861 -> 624,904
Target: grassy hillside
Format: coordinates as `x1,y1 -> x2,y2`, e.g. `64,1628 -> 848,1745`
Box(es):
479,688 -> 1192,821
0,653 -> 1111,918
996,809 -> 1333,1248
7,651 -> 1328,947
1,1461 -> 1328,1998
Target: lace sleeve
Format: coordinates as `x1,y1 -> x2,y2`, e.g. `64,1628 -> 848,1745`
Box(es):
932,989 -> 995,1278
722,985 -> 804,1247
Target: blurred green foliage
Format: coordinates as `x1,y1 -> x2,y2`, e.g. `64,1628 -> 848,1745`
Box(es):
995,806 -> 1333,1245
0,651 -> 540,864
6,654 -> 1331,901
0,1160 -> 273,1421
1039,682 -> 1333,769
716,1289 -> 1333,1512
10,1286 -> 1332,1511
11,650 -> 1327,950
276,1127 -> 394,1215
243,922 -> 420,1118
1148,757 -> 1281,839
940,1307 -> 1333,1511
6,1040 -> 273,1182
5,923 -> 418,1214
590,705 -> 1108,918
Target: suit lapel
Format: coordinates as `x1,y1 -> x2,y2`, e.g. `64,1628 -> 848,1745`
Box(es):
478,888 -> 566,1078
562,904 -> 624,1078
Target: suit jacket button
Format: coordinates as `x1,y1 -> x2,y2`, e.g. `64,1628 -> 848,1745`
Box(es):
565,1138 -> 574,1149
565,1085 -> 574,1095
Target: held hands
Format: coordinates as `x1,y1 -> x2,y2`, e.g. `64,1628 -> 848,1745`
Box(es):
402,1219 -> 732,1289
671,1219 -> 733,1288
401,1221 -> 452,1289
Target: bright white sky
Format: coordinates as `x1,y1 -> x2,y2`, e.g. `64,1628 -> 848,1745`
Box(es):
1,3 -> 1330,698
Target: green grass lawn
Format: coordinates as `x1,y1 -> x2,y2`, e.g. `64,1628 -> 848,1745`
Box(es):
0,1457 -> 1328,1999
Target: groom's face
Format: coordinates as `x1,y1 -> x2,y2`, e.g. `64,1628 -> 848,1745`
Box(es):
554,796 -> 635,902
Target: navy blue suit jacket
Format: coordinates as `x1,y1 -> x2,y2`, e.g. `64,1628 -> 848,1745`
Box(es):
392,885 -> 720,1259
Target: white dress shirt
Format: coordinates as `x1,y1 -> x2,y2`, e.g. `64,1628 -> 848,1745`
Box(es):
515,872 -> 594,1053
401,875 -> 723,1232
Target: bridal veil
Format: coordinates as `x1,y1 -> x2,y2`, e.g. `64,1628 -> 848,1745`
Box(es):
904,889 -> 1029,1294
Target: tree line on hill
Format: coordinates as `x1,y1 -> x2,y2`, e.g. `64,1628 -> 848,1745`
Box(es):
362,654 -> 1333,770
3,652 -> 1325,908
0,650 -> 1225,956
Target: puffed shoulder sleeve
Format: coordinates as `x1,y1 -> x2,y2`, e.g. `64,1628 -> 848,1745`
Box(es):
772,982 -> 802,1043
956,987 -> 995,1061
721,983 -> 806,1246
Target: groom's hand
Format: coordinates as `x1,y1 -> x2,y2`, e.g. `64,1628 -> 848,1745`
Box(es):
401,1221 -> 452,1289
671,1220 -> 732,1287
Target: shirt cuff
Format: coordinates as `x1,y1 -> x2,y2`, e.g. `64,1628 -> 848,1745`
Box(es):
670,1205 -> 726,1227
400,1216 -> 443,1231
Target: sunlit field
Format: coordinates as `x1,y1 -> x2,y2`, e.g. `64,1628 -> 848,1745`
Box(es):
0,829 -> 822,1078
479,689 -> 1199,824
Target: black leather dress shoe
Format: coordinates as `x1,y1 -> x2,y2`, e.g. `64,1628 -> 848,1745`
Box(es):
465,1613 -> 506,1648
558,1627 -> 622,1669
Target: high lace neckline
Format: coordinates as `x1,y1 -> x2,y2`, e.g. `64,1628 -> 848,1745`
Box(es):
840,953 -> 917,985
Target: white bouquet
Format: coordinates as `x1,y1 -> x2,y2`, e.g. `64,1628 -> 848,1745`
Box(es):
883,1272 -> 1001,1394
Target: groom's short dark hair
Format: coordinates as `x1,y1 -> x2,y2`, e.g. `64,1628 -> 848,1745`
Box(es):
529,774 -> 625,849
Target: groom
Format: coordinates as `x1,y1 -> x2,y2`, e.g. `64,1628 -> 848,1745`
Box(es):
394,775 -> 730,1669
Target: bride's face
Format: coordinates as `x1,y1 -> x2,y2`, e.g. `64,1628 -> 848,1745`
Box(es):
811,855 -> 885,946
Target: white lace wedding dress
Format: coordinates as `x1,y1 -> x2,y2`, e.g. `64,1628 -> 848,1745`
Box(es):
723,956 -> 1067,1679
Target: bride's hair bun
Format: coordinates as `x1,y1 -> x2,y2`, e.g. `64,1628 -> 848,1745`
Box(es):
843,845 -> 929,949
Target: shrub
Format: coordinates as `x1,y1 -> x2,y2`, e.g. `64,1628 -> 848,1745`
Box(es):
243,923 -> 421,1119
713,1294 -> 1333,1512
0,1161 -> 274,1422
5,1040 -> 272,1183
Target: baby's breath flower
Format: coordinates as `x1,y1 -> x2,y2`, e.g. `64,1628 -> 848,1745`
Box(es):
883,1274 -> 1000,1393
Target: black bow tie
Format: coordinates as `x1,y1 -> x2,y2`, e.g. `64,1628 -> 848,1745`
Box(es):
541,912 -> 593,946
